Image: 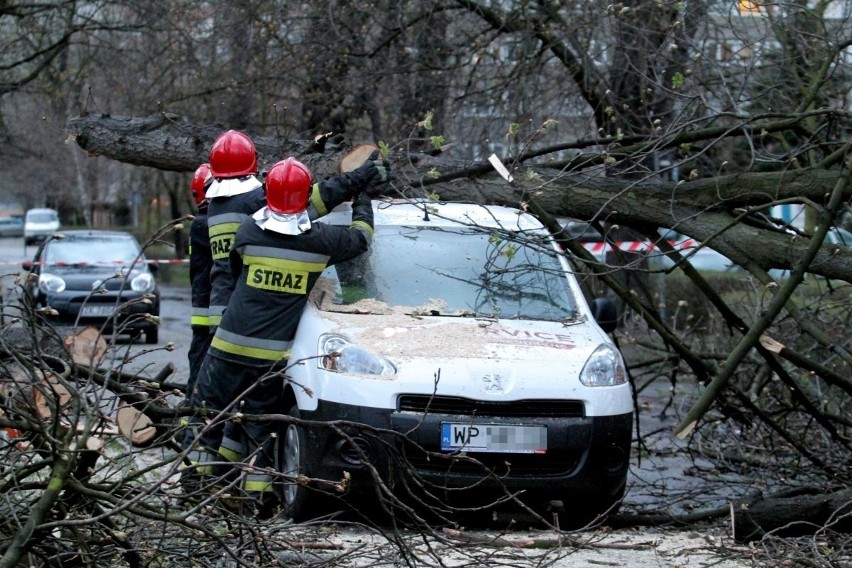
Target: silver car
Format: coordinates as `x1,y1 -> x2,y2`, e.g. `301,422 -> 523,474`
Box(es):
24,208 -> 60,245
0,216 -> 24,238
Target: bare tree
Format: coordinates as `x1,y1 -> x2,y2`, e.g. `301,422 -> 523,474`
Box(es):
1,1 -> 850,563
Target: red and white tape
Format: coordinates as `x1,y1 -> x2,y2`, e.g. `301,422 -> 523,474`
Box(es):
0,259 -> 190,267
0,241 -> 701,267
579,239 -> 697,254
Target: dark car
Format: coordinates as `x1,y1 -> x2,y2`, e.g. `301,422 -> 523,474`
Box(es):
24,230 -> 161,344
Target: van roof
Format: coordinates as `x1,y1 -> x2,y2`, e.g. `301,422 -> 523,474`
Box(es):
323,199 -> 545,231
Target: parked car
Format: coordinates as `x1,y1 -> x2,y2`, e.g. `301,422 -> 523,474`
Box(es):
654,229 -> 737,272
277,200 -> 632,526
768,225 -> 852,280
827,225 -> 852,247
23,208 -> 60,245
559,218 -> 737,271
0,216 -> 24,238
23,230 -> 160,344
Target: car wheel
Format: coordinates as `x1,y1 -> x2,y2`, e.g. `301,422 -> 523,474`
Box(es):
277,405 -> 314,520
145,327 -> 158,344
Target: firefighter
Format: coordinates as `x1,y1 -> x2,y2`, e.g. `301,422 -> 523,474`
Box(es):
204,130 -> 266,333
204,130 -> 390,332
184,130 -> 389,506
188,157 -> 378,517
186,163 -> 214,398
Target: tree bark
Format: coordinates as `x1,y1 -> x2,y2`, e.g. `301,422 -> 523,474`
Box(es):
731,487 -> 852,543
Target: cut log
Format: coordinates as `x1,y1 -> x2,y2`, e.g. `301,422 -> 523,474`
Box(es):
339,143 -> 378,173
731,487 -> 852,542
63,327 -> 108,367
115,401 -> 157,446
74,435 -> 106,481
33,372 -> 74,420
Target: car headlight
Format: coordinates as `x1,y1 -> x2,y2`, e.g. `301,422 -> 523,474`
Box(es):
318,334 -> 396,375
579,344 -> 627,387
38,273 -> 66,294
130,272 -> 156,293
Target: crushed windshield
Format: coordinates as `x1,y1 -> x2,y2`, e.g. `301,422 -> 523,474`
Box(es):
44,236 -> 144,269
325,225 -> 578,321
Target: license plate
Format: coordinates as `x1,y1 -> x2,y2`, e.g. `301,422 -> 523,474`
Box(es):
440,422 -> 547,454
80,305 -> 115,317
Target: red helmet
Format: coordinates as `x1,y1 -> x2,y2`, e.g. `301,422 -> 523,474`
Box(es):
209,130 -> 257,178
190,163 -> 213,205
265,158 -> 313,214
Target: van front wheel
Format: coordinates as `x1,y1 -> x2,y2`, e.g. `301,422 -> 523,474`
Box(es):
278,405 -> 314,520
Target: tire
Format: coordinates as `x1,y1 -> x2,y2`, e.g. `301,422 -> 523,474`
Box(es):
277,405 -> 314,520
145,327 -> 158,344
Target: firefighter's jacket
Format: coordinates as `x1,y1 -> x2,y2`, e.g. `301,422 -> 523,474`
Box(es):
208,200 -> 374,367
189,203 -> 212,329
206,171 -> 377,329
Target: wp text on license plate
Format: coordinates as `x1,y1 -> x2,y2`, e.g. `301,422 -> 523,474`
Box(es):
440,422 -> 547,454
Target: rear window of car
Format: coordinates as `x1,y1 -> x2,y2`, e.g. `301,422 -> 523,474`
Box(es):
26,211 -> 58,223
328,225 -> 578,321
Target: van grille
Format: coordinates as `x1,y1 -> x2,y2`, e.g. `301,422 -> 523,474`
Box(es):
402,447 -> 582,476
397,395 -> 584,418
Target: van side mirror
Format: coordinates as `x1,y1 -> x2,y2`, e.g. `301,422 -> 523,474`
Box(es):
21,260 -> 32,271
591,297 -> 619,333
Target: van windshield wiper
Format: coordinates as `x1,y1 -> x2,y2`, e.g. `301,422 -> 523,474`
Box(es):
406,309 -> 494,319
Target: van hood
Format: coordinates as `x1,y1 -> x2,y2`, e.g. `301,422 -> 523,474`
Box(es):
320,309 -> 599,358
307,277 -> 607,363
297,303 -> 620,407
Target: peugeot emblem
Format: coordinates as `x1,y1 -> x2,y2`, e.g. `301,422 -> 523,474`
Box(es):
481,374 -> 504,393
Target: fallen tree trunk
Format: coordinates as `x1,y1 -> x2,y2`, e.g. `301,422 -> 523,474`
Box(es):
64,113 -> 852,282
731,487 -> 852,543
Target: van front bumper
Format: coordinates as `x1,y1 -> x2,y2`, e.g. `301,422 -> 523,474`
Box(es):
300,399 -> 632,504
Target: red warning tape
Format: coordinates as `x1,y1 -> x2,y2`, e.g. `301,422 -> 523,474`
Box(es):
0,241 -> 701,267
0,259 -> 190,267
579,239 -> 697,254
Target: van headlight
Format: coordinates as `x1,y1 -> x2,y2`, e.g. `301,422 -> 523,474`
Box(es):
130,272 -> 156,293
38,273 -> 66,294
579,344 -> 627,386
318,334 -> 396,375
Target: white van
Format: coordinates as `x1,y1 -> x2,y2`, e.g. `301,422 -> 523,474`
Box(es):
24,208 -> 60,245
276,199 -> 633,527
